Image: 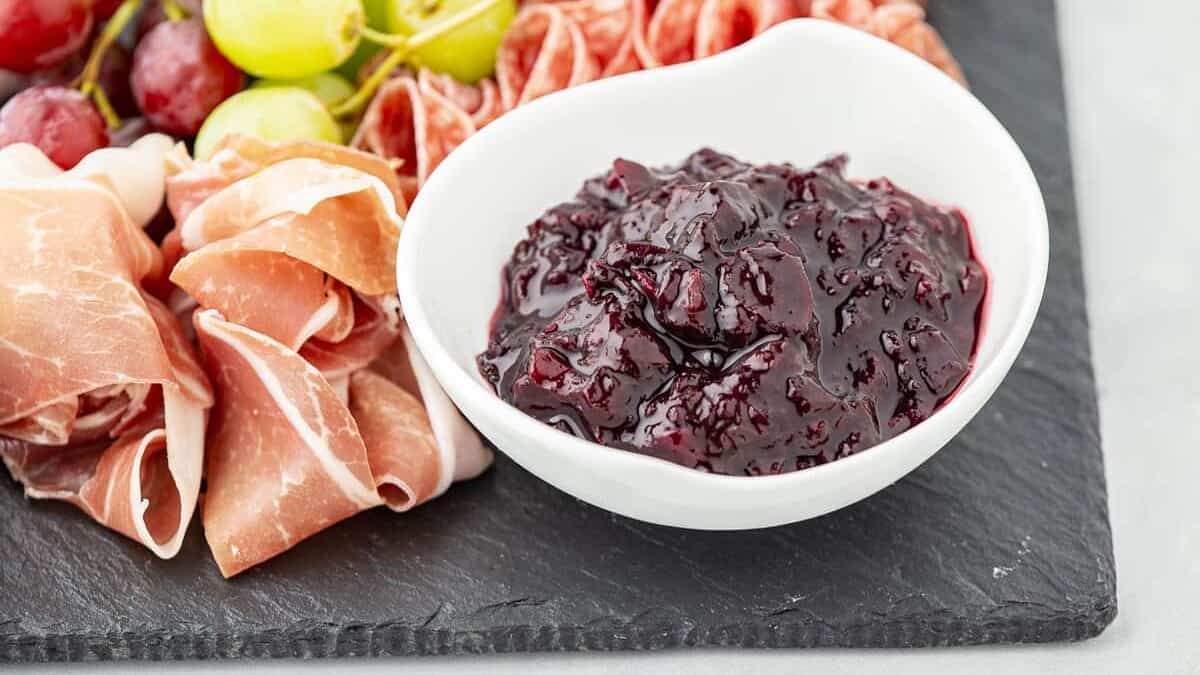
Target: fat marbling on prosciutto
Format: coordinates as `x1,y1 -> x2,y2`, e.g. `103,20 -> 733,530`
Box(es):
166,136 -> 490,577
0,136 -> 212,558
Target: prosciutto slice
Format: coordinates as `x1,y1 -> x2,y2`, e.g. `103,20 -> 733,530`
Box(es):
0,143 -> 211,558
350,75 -> 476,206
811,0 -> 965,84
195,310 -> 490,578
166,138 -> 407,375
166,138 -> 489,576
165,134 -> 407,225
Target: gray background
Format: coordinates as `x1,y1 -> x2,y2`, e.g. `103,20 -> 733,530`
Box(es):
34,0 -> 1200,672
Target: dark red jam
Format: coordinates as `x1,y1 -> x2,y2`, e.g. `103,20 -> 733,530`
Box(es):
478,149 -> 987,476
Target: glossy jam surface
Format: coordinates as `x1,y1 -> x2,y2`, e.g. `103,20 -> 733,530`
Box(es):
478,150 -> 986,475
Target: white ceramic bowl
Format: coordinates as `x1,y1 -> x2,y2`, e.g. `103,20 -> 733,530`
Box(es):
398,19 -> 1048,530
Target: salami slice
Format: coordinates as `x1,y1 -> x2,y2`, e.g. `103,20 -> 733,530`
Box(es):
870,2 -> 965,85
496,4 -> 600,109
639,0 -> 800,67
637,0 -> 705,67
694,0 -> 804,59
535,0 -> 642,77
351,75 -> 476,206
418,69 -> 504,129
811,0 -> 964,84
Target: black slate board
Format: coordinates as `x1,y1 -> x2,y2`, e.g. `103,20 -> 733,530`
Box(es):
0,0 -> 1115,662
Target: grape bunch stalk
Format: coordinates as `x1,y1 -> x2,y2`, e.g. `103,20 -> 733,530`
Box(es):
0,0 -> 517,166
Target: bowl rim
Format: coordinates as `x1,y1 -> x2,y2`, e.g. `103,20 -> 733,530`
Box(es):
397,19 -> 1050,490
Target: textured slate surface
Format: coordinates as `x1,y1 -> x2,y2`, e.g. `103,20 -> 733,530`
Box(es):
0,0 -> 1114,663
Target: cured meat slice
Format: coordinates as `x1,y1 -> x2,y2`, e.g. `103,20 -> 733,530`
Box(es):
418,69 -> 504,129
194,310 -> 491,577
534,0 -> 642,77
0,153 -> 211,558
299,293 -> 403,379
348,369 -> 442,510
351,76 -> 476,205
165,134 -> 408,224
810,0 -> 965,84
638,0 -> 800,67
167,146 -> 406,373
637,0 -> 705,67
0,133 -> 174,227
369,328 -> 493,492
870,2 -> 964,85
194,310 -> 380,577
173,158 -> 402,291
694,0 -> 802,58
496,4 -> 600,110
168,138 -> 489,575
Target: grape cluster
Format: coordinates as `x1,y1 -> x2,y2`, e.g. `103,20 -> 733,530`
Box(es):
0,0 -> 517,167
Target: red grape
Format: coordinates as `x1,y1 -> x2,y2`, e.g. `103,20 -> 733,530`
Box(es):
136,0 -> 203,38
131,18 -> 243,136
30,43 -> 138,118
0,0 -> 94,73
0,85 -> 108,168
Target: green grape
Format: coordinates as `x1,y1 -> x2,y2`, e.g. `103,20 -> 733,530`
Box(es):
252,73 -> 355,107
388,0 -> 517,84
336,0 -> 393,82
252,73 -> 358,139
194,87 -> 341,160
204,0 -> 365,79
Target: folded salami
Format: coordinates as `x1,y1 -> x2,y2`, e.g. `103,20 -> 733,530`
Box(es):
637,0 -> 801,67
811,0 -> 965,84
351,74 -> 477,206
497,3 -> 600,109
418,69 -> 504,129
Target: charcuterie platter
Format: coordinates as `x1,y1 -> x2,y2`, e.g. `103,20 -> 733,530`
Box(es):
0,0 -> 1114,663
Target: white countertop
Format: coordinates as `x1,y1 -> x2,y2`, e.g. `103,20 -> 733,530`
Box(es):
44,1 -> 1200,673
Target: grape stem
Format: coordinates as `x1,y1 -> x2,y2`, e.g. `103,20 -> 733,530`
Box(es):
331,0 -> 507,118
359,26 -> 408,48
74,0 -> 142,130
162,0 -> 188,21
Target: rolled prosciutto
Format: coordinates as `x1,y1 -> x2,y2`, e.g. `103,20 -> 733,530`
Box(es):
166,138 -> 490,576
0,140 -> 212,559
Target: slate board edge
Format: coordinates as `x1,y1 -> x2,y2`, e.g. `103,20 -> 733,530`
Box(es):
1,604 -> 1118,662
